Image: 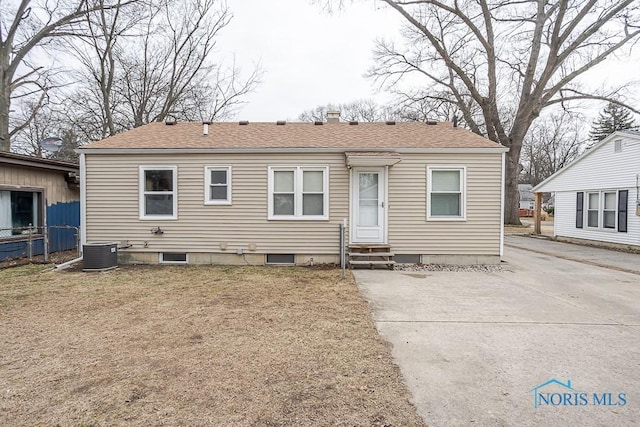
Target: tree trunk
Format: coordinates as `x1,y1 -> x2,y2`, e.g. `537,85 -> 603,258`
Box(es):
0,86 -> 10,152
504,143 -> 522,225
0,45 -> 11,151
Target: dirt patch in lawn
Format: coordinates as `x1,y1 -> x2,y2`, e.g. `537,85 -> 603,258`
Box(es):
0,265 -> 424,426
0,249 -> 78,270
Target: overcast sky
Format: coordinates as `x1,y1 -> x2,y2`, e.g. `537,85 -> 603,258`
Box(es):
218,1 -> 639,123
218,0 -> 404,121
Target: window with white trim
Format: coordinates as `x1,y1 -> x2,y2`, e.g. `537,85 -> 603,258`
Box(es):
268,166 -> 328,220
582,190 -> 622,230
427,166 -> 466,220
205,166 -> 231,205
139,166 -> 177,219
603,192 -> 616,229
587,192 -> 599,228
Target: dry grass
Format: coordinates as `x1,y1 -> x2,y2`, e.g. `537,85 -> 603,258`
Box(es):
504,220 -> 554,236
0,265 -> 424,426
0,249 -> 79,270
503,224 -> 534,235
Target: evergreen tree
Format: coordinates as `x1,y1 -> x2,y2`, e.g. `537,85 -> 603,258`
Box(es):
589,102 -> 637,143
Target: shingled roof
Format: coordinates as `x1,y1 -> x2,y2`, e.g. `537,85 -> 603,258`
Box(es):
0,151 -> 79,172
81,121 -> 504,150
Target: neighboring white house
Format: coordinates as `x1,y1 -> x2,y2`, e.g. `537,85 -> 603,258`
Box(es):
533,131 -> 640,247
518,184 -> 534,210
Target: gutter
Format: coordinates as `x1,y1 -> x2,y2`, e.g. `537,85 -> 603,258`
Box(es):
77,147 -> 509,155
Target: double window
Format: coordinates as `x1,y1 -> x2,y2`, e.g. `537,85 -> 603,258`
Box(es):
0,189 -> 43,238
587,191 -> 617,229
268,166 -> 329,220
139,166 -> 177,220
427,166 -> 466,220
578,190 -> 628,232
205,166 -> 231,205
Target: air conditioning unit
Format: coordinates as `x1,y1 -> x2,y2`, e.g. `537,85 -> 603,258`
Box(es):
83,242 -> 118,271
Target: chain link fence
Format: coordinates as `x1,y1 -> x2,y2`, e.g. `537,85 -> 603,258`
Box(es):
0,224 -> 80,263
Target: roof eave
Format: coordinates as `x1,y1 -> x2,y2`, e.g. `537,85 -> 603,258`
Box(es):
0,154 -> 79,173
78,146 -> 508,154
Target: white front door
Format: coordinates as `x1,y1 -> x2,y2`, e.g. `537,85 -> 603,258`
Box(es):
351,167 -> 386,243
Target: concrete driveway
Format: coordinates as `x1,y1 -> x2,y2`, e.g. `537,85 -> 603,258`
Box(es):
354,238 -> 640,426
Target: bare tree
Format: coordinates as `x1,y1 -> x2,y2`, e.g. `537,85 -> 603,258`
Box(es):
299,96 -> 477,124
520,113 -> 585,187
345,0 -> 640,224
298,99 -> 400,122
11,100 -> 51,157
120,0 -> 229,125
392,90 -> 472,123
0,0 -> 138,151
63,0 -> 260,144
11,100 -> 81,161
64,0 -> 143,140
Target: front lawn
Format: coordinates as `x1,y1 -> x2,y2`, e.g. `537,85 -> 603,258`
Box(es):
0,265 -> 423,426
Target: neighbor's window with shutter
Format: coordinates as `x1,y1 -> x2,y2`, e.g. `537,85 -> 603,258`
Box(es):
140,166 -> 177,220
268,166 -> 329,220
576,192 -> 584,228
205,166 -> 231,205
427,166 -> 466,220
582,190 -> 629,232
618,190 -> 628,233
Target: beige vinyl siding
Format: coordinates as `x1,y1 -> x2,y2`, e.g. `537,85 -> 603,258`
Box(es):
85,153 -> 349,254
388,153 -> 502,255
1,165 -> 79,206
85,151 -> 502,256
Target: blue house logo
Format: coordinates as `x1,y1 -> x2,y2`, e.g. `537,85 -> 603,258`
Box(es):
530,378 -> 627,408
529,378 -> 577,408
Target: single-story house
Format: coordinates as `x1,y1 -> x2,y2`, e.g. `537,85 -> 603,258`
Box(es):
0,152 -> 80,261
533,130 -> 640,247
519,183 -> 535,210
78,118 -> 508,265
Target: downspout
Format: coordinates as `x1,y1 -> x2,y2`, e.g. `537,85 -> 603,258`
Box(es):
636,174 -> 639,213
637,174 -> 640,247
79,152 -> 87,255
500,151 -> 505,257
54,256 -> 83,271
43,195 -> 48,262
